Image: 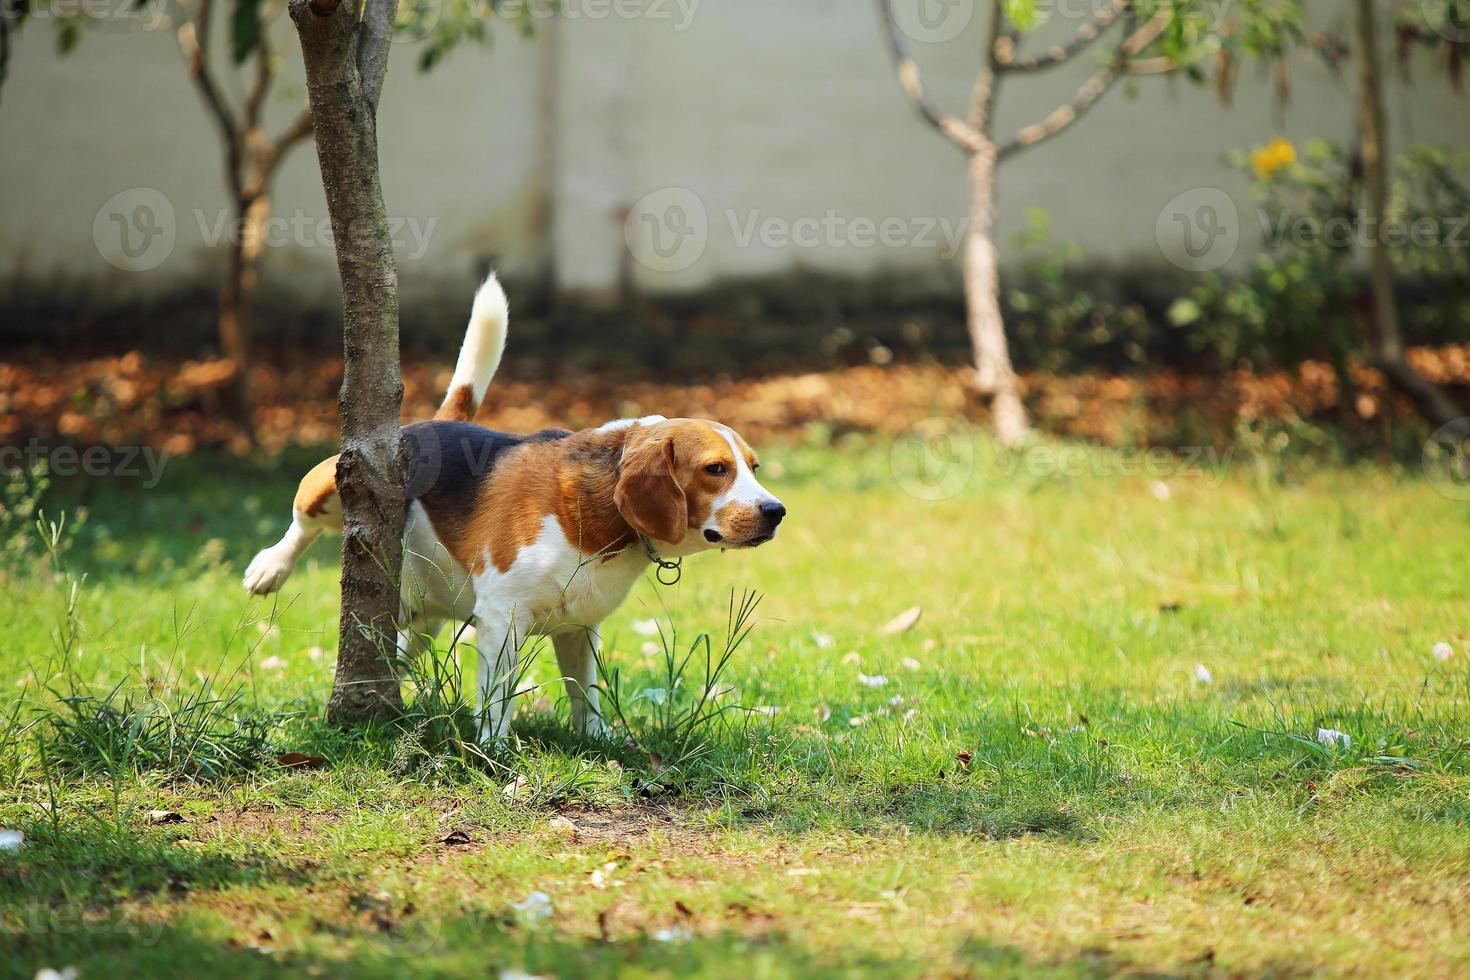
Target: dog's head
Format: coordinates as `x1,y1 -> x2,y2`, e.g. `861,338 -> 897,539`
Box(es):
614,418 -> 785,551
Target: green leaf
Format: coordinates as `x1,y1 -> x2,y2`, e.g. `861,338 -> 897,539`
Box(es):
1001,0 -> 1046,33
56,21 -> 80,55
1167,298 -> 1202,327
231,0 -> 263,65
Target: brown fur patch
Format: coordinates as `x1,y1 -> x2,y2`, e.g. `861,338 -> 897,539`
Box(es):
421,425 -> 638,573
396,417 -> 758,570
615,420 -> 743,543
293,455 -> 340,517
434,384 -> 477,422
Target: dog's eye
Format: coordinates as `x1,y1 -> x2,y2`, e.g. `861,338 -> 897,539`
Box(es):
704,463 -> 727,476
751,461 -> 760,471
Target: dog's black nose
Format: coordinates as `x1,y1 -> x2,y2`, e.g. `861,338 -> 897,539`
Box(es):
759,500 -> 786,525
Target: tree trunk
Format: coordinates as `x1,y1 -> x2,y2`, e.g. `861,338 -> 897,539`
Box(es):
219,193 -> 269,443
291,0 -> 405,722
1354,0 -> 1462,428
965,146 -> 1029,446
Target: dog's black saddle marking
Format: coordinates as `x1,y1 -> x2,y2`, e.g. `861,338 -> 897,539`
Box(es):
402,419 -> 571,506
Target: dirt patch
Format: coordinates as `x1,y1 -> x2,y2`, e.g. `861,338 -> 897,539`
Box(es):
550,805 -> 689,844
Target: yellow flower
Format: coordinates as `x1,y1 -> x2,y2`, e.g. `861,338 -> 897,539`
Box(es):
1250,138 -> 1297,180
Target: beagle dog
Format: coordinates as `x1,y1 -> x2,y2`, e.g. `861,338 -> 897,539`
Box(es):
243,275 -> 785,742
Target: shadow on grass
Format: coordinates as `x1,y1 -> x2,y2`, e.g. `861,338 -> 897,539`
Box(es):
0,822 -> 314,929
7,911 -> 1259,980
35,446 -> 328,586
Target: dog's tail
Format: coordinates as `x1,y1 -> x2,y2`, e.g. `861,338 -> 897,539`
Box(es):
435,272 -> 509,422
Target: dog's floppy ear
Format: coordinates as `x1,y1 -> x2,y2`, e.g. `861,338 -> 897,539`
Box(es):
615,429 -> 687,545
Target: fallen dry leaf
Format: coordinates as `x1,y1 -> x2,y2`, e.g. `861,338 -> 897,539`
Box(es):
441,829 -> 474,846
147,810 -> 184,825
955,750 -> 973,772
879,606 -> 922,636
9,347 -> 1469,457
276,752 -> 327,769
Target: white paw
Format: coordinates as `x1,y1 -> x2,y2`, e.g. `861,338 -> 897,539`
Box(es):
242,548 -> 293,595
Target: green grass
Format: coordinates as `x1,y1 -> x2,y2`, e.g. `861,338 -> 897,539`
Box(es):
2,431 -> 1469,978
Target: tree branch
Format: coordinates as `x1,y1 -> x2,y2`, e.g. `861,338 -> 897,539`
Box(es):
996,0 -> 1126,73
875,0 -> 984,153
969,0 -> 1008,135
998,7 -> 1174,161
245,21 -> 274,131
358,0 -> 399,115
177,0 -> 241,180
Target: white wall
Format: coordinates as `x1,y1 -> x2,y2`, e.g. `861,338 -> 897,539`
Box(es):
1,0 -> 1466,309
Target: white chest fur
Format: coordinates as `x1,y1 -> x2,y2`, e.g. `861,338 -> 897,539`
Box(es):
471,515 -> 646,635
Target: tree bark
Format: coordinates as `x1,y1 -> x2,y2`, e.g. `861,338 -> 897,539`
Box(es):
291,0 -> 406,722
965,147 -> 1029,445
219,193 -> 269,442
1354,0 -> 1462,428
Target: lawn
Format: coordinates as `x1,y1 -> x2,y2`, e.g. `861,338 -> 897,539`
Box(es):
2,430 -> 1468,978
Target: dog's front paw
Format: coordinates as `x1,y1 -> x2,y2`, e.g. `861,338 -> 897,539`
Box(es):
243,548 -> 292,595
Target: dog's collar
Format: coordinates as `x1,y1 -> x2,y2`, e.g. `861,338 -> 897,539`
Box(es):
640,535 -> 683,587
